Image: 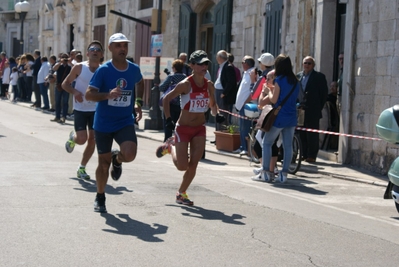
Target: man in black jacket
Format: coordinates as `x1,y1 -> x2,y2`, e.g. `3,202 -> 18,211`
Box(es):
297,56 -> 328,163
214,50 -> 237,130
31,50 -> 42,108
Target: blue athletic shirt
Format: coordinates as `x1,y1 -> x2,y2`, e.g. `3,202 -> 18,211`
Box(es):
89,60 -> 143,133
273,75 -> 300,128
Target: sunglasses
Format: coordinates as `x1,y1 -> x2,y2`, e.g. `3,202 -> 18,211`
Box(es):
196,62 -> 209,66
88,47 -> 102,52
303,62 -> 312,65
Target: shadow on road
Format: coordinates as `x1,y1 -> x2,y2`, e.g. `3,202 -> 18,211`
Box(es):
166,204 -> 246,225
70,177 -> 133,195
101,213 -> 168,242
272,178 -> 328,195
200,158 -> 228,166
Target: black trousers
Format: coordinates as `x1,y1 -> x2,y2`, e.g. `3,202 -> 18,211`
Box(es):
300,116 -> 320,159
163,103 -> 181,142
32,76 -> 41,106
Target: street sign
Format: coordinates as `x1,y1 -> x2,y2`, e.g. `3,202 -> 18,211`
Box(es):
139,57 -> 174,81
150,34 -> 163,57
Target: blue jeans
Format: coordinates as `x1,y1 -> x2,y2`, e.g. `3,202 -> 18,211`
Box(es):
262,126 -> 295,173
55,89 -> 69,119
12,85 -> 19,99
39,83 -> 49,108
239,108 -> 251,151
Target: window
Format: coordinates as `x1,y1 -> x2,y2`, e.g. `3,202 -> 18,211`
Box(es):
140,0 -> 153,10
96,5 -> 106,18
9,0 -> 14,11
93,25 -> 105,49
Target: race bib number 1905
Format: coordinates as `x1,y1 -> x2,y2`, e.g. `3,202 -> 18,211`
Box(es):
189,92 -> 209,113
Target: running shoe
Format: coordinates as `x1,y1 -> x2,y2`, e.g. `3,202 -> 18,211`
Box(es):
65,130 -> 76,153
251,173 -> 264,181
94,194 -> 107,213
77,167 -> 90,180
274,165 -> 279,176
110,149 -> 122,181
261,171 -> 273,182
253,167 -> 263,175
176,192 -> 194,206
156,137 -> 174,158
276,171 -> 287,183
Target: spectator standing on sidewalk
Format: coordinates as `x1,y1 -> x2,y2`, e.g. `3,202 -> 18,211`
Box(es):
24,53 -> 35,103
62,40 -> 104,181
155,50 -> 224,206
0,52 -> 8,93
16,55 -> 26,101
159,59 -> 186,141
260,55 -> 299,183
86,33 -> 144,213
2,61 -> 10,99
179,53 -> 192,76
214,50 -> 237,131
234,55 -> 256,155
10,67 -> 19,101
31,50 -> 42,108
51,54 -> 71,124
228,53 -> 241,85
297,56 -> 328,163
46,55 -> 57,112
37,56 -> 51,110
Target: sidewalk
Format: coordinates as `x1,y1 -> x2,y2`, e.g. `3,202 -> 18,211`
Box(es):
137,108 -> 388,187
10,99 -> 388,188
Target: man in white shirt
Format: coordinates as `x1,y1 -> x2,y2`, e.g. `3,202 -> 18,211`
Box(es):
234,56 -> 256,155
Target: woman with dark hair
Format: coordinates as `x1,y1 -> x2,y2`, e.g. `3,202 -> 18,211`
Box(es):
159,59 -> 186,141
258,54 -> 299,183
156,50 -> 224,205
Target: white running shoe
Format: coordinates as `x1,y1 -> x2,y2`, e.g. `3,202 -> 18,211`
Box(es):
253,167 -> 263,175
276,171 -> 287,183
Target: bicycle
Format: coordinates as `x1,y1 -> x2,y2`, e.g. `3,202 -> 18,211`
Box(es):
247,106 -> 302,174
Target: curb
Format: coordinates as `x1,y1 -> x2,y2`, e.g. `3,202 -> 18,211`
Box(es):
135,131 -> 388,188
9,100 -> 388,189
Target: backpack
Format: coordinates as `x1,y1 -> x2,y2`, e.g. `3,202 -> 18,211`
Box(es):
159,83 -> 179,107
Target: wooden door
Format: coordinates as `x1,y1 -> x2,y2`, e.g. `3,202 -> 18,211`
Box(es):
211,0 -> 232,80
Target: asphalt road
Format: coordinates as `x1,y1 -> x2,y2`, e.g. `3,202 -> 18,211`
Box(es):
1,100 -> 399,267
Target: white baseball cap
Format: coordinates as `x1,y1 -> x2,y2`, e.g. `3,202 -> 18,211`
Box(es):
257,53 -> 275,67
108,33 -> 131,45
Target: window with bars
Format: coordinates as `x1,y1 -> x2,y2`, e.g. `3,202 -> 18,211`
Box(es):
140,0 -> 153,10
96,5 -> 106,18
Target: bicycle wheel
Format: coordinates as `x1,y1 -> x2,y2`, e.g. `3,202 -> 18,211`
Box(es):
248,126 -> 260,164
288,132 -> 302,174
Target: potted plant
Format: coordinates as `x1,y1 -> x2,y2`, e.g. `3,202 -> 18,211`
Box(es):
214,124 -> 240,152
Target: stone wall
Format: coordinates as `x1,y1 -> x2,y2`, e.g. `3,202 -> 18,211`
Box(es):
348,0 -> 399,174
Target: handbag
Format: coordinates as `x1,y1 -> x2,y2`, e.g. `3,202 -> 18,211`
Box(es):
256,82 -> 297,132
159,82 -> 179,107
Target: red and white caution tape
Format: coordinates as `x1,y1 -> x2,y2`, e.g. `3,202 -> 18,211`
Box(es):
219,108 -> 382,141
295,127 -> 381,141
219,108 -> 252,121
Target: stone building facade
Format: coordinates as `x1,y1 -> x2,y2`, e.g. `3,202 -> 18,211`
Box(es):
0,0 -> 397,175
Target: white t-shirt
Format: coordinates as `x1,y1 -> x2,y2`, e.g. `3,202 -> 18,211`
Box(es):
2,67 -> 10,84
73,61 -> 96,112
10,72 -> 18,86
235,67 -> 254,111
25,61 -> 34,77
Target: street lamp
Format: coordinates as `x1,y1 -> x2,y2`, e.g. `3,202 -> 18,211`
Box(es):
15,1 -> 30,55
